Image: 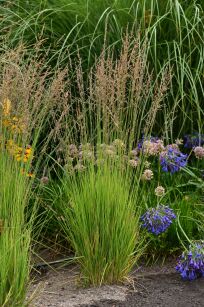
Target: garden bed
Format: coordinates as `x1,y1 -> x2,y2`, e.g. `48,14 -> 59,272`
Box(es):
31,260 -> 204,306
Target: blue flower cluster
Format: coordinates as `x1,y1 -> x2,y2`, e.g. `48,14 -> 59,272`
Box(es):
160,146 -> 187,173
183,133 -> 204,149
176,242 -> 204,281
141,205 -> 176,235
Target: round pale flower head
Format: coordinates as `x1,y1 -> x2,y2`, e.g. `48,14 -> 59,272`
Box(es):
129,159 -> 139,168
143,139 -> 165,156
193,146 -> 204,159
142,169 -> 153,181
40,176 -> 49,185
130,149 -> 138,158
144,161 -> 151,168
155,186 -> 165,197
112,139 -> 125,148
104,145 -> 116,157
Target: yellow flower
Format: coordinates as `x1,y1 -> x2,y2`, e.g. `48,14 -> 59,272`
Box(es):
2,119 -> 11,127
20,168 -> 35,178
26,172 -> 35,178
15,155 -> 22,162
25,146 -> 32,156
2,98 -> 11,116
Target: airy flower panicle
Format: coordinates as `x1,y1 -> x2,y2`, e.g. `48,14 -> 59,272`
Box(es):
141,205 -> 176,235
176,241 -> 204,281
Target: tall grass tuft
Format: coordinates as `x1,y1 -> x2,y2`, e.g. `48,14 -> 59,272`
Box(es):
0,45 -> 71,305
51,157 -> 143,286
0,139 -> 33,306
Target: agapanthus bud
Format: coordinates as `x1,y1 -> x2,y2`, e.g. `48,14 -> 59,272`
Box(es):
176,241 -> 204,281
193,146 -> 204,159
183,133 -> 204,149
155,186 -> 165,197
141,205 -> 176,235
142,169 -> 153,180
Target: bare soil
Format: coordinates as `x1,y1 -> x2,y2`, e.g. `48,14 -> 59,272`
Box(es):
29,260 -> 204,307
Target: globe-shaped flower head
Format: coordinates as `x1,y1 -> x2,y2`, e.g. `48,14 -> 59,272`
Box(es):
160,145 -> 187,173
141,205 -> 176,235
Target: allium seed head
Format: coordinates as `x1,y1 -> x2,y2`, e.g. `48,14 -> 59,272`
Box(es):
142,169 -> 153,180
155,186 -> 165,197
129,159 -> 139,168
193,146 -> 204,159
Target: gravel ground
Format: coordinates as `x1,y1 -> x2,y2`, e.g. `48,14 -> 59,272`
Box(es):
29,260 -> 204,307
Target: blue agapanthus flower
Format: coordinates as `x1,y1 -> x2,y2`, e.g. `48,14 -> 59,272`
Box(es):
160,145 -> 187,173
141,205 -> 176,235
176,241 -> 204,281
183,133 -> 204,149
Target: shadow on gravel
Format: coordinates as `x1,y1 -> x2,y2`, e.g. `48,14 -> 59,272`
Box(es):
81,273 -> 204,307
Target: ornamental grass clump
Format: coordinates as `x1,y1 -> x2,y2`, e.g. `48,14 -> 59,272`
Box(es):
0,46 -> 72,306
52,158 -> 143,286
0,99 -> 35,306
176,241 -> 204,281
141,205 -> 176,235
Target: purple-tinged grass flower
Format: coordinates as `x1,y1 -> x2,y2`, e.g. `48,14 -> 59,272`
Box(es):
141,205 -> 176,235
176,241 -> 204,281
68,144 -> 78,157
160,145 -> 187,173
183,133 -> 204,149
